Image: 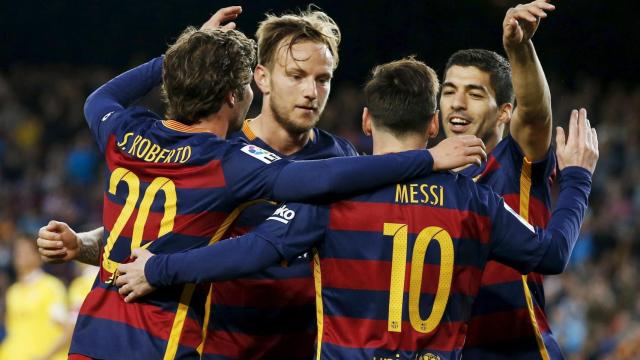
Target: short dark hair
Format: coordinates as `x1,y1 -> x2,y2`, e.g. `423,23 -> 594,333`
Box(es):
444,49 -> 514,106
162,27 -> 257,125
364,57 -> 439,136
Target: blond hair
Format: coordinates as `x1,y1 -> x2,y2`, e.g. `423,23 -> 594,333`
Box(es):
255,8 -> 341,70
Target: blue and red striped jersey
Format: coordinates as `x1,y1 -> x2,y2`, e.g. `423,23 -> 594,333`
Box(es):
144,166 -> 590,360
251,171 -> 560,359
199,121 -> 357,360
72,106 -> 299,359
459,135 -> 560,359
70,55 -> 447,359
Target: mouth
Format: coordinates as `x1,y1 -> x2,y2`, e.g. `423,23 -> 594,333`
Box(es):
448,116 -> 472,134
295,105 -> 318,113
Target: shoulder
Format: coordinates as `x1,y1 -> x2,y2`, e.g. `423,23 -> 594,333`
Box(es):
39,273 -> 67,294
315,128 -> 359,156
222,141 -> 284,168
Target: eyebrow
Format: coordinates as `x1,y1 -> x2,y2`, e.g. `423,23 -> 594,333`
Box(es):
442,81 -> 488,93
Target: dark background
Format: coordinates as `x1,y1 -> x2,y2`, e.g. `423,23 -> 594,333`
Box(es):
2,0 -> 638,85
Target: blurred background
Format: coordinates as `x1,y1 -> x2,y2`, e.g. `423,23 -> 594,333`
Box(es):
0,0 -> 638,359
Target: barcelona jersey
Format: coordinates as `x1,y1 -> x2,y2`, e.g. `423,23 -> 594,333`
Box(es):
71,105 -> 301,359
198,121 -> 357,360
143,167 -> 590,360
250,171 -> 556,360
459,135 -> 560,359
71,55 -> 446,359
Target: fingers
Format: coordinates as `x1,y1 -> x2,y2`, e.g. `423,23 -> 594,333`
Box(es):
221,22 -> 237,31
464,146 -> 487,162
45,220 -> 68,233
511,8 -> 539,22
578,108 -> 588,145
212,6 -> 242,24
116,263 -> 129,277
592,128 -> 599,155
460,136 -> 487,162
124,292 -> 140,303
555,127 -> 566,150
38,246 -> 67,258
567,109 -> 579,147
534,0 -> 556,11
37,226 -> 62,243
118,282 -> 131,297
510,1 -> 555,23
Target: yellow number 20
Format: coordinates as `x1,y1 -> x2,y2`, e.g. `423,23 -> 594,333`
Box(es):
384,223 -> 454,334
102,167 -> 177,274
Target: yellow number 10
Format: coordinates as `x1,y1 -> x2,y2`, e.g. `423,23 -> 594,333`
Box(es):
384,223 -> 454,334
102,167 -> 177,273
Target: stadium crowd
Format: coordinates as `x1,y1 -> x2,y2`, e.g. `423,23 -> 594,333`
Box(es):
0,61 -> 637,358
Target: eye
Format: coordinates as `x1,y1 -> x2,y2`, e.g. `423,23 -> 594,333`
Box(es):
469,92 -> 484,99
317,77 -> 331,85
441,90 -> 455,96
290,74 -> 303,81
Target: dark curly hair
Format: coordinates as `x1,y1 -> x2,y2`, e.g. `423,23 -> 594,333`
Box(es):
162,27 -> 257,125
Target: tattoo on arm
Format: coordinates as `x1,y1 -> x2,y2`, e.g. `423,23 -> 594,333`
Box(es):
77,227 -> 104,266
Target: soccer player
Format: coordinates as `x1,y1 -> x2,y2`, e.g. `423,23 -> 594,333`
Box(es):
39,7 -> 484,360
439,1 -> 565,357
202,9 -> 354,359
115,58 -> 598,359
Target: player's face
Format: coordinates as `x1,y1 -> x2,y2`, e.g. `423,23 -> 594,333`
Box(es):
440,65 -> 502,149
231,82 -> 254,132
268,40 -> 334,133
13,240 -> 40,275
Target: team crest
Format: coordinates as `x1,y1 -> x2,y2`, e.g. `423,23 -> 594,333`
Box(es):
416,353 -> 440,360
240,144 -> 282,164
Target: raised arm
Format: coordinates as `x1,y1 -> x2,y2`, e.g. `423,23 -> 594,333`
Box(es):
84,57 -> 163,128
503,0 -> 555,161
490,109 -> 598,274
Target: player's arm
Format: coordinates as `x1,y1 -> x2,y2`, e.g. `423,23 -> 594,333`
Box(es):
83,56 -> 163,150
504,0 -> 555,161
37,222 -> 103,266
116,203 -> 327,302
228,135 -> 486,202
490,109 -> 598,274
83,7 -> 241,150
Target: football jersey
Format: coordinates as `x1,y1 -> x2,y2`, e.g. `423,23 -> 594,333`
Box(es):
198,121 -> 357,360
143,167 -> 590,360
73,57 -> 437,359
459,135 -> 561,359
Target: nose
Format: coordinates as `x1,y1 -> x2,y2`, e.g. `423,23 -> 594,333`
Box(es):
302,78 -> 317,101
451,91 -> 466,111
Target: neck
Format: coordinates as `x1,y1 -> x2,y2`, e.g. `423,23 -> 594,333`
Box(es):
250,101 -> 313,155
18,267 -> 41,282
193,113 -> 230,139
372,131 -> 427,155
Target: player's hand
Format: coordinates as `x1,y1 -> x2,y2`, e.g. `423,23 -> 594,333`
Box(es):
200,6 -> 242,31
503,0 -> 555,49
556,108 -> 599,174
428,135 -> 487,171
36,220 -> 80,263
116,248 -> 156,303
